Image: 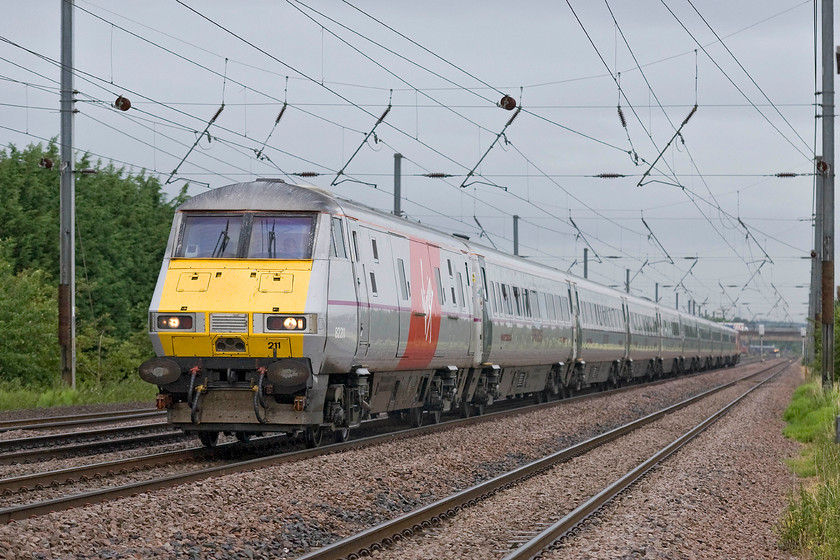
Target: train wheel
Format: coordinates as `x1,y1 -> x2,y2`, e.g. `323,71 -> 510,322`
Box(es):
428,410 -> 441,424
198,431 -> 219,448
534,391 -> 546,404
409,407 -> 424,428
334,427 -> 350,443
473,403 -> 486,416
304,426 -> 324,448
234,431 -> 251,443
459,400 -> 472,418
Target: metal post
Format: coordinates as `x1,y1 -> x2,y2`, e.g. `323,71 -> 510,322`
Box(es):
583,248 -> 588,279
811,157 -> 823,363
59,0 -> 76,389
513,215 -> 519,256
821,0 -> 834,389
675,292 -> 679,311
393,153 -> 402,216
655,282 -> 659,303
625,269 -> 630,293
759,324 -> 765,361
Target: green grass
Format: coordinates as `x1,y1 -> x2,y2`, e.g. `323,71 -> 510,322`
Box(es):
0,376 -> 156,412
778,377 -> 840,559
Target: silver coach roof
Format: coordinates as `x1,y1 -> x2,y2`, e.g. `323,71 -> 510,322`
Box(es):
178,179 -> 344,213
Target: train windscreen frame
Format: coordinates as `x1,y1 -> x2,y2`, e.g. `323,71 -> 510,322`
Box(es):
174,212 -> 316,259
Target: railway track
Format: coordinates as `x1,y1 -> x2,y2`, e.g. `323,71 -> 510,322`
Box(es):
0,408 -> 162,433
294,359 -> 791,560
0,422 -> 184,465
0,362 -> 760,524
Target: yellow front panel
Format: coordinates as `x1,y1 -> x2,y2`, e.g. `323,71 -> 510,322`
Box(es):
171,336 -> 214,356
155,259 -> 311,358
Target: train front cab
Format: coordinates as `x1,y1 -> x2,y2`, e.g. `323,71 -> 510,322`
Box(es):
140,205 -> 348,446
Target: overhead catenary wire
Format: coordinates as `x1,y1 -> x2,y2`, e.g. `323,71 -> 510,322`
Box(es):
659,0 -> 814,162
0,3 -> 808,320
170,1 -> 668,280
581,1 -> 781,298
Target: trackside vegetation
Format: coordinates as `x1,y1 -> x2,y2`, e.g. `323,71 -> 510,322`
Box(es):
778,371 -> 840,558
0,141 -> 186,409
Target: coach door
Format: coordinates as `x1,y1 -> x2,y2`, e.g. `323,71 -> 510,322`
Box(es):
567,281 -> 582,361
347,221 -> 370,358
621,298 -> 631,358
393,235 -> 411,358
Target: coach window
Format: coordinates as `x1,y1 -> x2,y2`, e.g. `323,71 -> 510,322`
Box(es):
512,287 -> 522,316
456,272 -> 466,309
435,267 -> 445,305
480,267 -> 489,302
397,258 -> 409,300
447,259 -> 453,278
351,230 -> 360,262
488,282 -> 497,314
371,238 -> 379,263
330,217 -> 347,258
501,284 -> 511,315
487,282 -> 495,314
369,272 -> 378,296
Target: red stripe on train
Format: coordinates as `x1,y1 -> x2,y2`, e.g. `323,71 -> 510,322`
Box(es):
398,240 -> 441,368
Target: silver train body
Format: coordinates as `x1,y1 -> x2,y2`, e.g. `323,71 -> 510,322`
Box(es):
139,179 -> 740,443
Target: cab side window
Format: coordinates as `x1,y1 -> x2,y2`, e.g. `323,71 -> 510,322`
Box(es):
330,217 -> 347,258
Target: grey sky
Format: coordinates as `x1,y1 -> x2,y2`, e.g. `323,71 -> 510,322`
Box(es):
0,0 -> 824,323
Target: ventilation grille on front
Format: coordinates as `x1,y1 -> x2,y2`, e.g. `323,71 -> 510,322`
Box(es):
210,313 -> 248,333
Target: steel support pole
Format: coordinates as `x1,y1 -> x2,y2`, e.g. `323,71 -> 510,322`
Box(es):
393,153 -> 402,217
811,161 -> 823,363
583,248 -> 588,279
513,215 -> 519,256
59,0 -> 76,389
821,0 -> 834,389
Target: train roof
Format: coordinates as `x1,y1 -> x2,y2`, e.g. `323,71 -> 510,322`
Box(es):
178,179 -> 343,213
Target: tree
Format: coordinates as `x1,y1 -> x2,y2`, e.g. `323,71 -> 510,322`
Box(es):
0,142 -> 188,389
0,245 -> 59,386
0,142 -> 187,335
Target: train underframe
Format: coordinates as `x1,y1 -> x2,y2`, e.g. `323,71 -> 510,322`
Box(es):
146,352 -> 739,448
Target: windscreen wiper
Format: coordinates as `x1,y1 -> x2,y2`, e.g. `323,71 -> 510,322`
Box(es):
212,219 -> 230,258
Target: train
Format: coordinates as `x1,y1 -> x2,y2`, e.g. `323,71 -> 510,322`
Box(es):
138,179 -> 740,447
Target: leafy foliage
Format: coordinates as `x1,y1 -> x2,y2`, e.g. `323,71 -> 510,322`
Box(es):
0,243 -> 60,386
0,142 -> 187,400
808,300 -> 840,383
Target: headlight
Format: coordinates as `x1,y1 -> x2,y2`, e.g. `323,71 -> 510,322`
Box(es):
153,314 -> 195,331
266,315 -> 307,331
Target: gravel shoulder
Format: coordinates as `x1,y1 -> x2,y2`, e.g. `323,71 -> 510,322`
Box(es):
547,363 -> 803,560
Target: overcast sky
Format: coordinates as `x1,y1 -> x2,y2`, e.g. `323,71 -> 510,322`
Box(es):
0,0 -> 827,324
